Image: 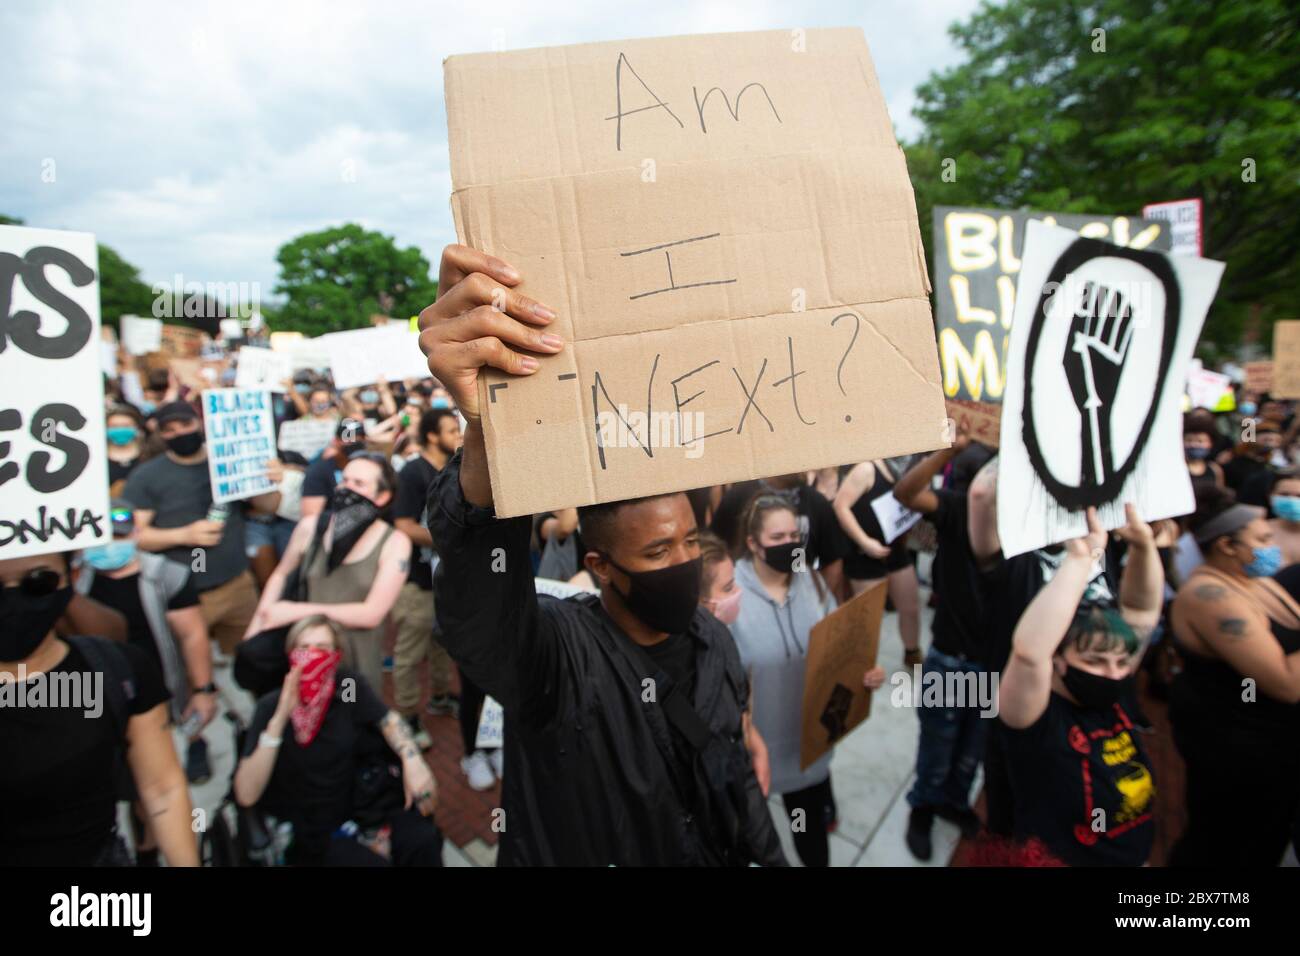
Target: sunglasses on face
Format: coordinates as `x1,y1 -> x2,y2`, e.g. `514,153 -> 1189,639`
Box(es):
4,567 -> 63,597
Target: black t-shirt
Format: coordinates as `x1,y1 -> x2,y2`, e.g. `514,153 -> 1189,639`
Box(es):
1223,455 -> 1269,497
0,640 -> 169,866
927,490 -> 986,661
1002,692 -> 1156,866
393,456 -> 440,590
242,668 -> 389,852
302,455 -> 344,502
711,481 -> 848,566
88,570 -> 200,675
108,457 -> 139,486
641,632 -> 699,796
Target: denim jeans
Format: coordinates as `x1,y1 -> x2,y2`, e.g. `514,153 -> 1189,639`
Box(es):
906,648 -> 989,811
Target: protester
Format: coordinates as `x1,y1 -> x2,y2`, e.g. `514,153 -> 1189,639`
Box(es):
392,407 -> 463,749
0,550 -> 198,866
729,494 -> 885,866
105,404 -> 153,494
892,432 -> 994,859
300,417 -> 368,518
234,615 -> 441,866
1167,486 -> 1300,865
1184,420 -> 1225,489
1224,420 -> 1283,505
420,244 -> 785,866
998,506 -> 1163,866
834,458 -> 924,666
123,400 -> 280,657
77,500 -> 218,786
1267,472 -> 1300,566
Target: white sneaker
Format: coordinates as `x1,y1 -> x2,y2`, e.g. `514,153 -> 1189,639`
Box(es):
461,750 -> 495,791
487,748 -> 504,780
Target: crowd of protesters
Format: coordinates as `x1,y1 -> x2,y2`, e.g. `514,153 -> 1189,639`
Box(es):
3,243 -> 1300,868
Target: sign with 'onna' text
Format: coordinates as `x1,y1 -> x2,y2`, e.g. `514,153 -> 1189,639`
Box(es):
0,225 -> 110,558
202,388 -> 277,504
445,28 -> 947,517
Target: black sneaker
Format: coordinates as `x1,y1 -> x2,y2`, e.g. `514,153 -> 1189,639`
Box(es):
906,806 -> 934,861
185,737 -> 212,786
936,804 -> 982,840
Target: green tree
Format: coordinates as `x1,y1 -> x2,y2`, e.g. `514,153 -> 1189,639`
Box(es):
273,223 -> 438,336
907,0 -> 1299,349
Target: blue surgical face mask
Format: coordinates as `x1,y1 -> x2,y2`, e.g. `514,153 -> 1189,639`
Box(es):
84,539 -> 138,571
1240,402 -> 1258,416
431,397 -> 451,409
1272,496 -> 1300,523
360,389 -> 379,405
1244,544 -> 1283,578
106,426 -> 138,447
137,400 -> 156,416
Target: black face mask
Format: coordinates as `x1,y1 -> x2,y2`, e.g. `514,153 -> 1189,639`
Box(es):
326,486 -> 381,573
604,555 -> 702,635
1061,665 -> 1131,711
0,584 -> 73,661
165,430 -> 204,457
761,542 -> 800,574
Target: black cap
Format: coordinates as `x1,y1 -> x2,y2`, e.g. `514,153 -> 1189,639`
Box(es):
155,400 -> 199,427
336,417 -> 366,444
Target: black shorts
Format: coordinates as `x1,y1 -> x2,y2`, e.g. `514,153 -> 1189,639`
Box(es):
844,541 -> 914,581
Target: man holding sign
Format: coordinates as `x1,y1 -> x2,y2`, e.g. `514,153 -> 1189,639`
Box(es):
421,245 -> 785,866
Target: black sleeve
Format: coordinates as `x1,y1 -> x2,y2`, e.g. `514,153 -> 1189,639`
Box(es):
301,460 -> 334,499
119,641 -> 170,715
393,462 -> 431,522
427,450 -> 563,719
929,489 -> 967,539
166,576 -> 200,611
347,670 -> 389,726
241,693 -> 280,758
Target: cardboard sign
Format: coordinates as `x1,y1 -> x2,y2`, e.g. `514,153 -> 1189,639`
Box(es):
997,221 -> 1224,557
160,323 -> 204,359
800,579 -> 886,770
944,398 -> 1001,449
202,389 -> 277,503
236,346 -> 292,392
933,206 -> 1170,402
445,28 -> 947,518
1271,322 -> 1300,399
869,491 -> 921,544
120,314 -> 162,355
1142,198 -> 1203,257
1244,361 -> 1274,396
277,417 -> 337,460
321,325 -> 428,389
0,225 -> 111,559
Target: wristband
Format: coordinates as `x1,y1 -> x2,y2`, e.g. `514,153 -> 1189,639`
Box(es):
259,732 -> 283,749
193,682 -> 217,695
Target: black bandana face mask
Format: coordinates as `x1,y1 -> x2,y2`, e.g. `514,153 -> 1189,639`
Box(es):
604,554 -> 702,635
0,584 -> 73,662
326,486 -> 381,572
1061,664 -> 1132,711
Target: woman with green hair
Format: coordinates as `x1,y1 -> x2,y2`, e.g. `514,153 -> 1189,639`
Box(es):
997,505 -> 1164,866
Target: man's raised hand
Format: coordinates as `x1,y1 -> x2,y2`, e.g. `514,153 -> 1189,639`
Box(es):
417,245 -> 562,421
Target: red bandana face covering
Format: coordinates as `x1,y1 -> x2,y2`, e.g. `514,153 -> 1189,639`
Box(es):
289,646 -> 343,746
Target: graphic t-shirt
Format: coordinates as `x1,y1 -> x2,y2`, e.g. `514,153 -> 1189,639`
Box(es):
1002,692 -> 1155,867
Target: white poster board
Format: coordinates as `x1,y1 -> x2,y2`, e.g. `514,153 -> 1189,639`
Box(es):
120,314 -> 162,355
997,221 -> 1224,556
235,346 -> 292,392
287,337 -> 331,372
869,492 -> 922,545
202,388 -> 277,504
1142,199 -> 1203,257
276,417 -> 337,460
0,225 -> 111,558
475,696 -> 505,749
322,325 -> 429,390
1186,362 -> 1234,412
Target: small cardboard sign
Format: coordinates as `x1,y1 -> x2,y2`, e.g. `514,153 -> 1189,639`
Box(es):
800,579 -> 886,770
120,314 -> 162,355
161,323 -> 204,359
1244,361 -> 1273,396
945,398 -> 1002,449
202,388 -> 277,503
1271,322 -> 1300,399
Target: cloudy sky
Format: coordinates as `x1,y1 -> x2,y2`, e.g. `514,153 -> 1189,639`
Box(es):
0,0 -> 981,302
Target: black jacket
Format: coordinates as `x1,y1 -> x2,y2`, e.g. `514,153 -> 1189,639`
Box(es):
428,451 -> 787,867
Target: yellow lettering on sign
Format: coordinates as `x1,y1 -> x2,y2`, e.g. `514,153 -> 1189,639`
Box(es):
998,215 -> 1020,274
949,275 -> 996,325
945,212 -> 998,273
939,327 -> 1005,400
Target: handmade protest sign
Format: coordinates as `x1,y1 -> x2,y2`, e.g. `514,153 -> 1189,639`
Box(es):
1244,361 -> 1274,396
444,28 -> 946,518
997,221 -> 1224,557
944,398 -> 1001,448
1271,322 -> 1300,400
800,579 -> 886,770
1141,198 -> 1203,257
236,346 -> 292,392
160,323 -> 204,359
1186,362 -> 1235,412
870,492 -> 921,544
202,388 -> 277,504
0,225 -> 110,558
322,325 -> 428,390
276,417 -> 337,460
933,207 -> 1171,403
120,314 -> 162,355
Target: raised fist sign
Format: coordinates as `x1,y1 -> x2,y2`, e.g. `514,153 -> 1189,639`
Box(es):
1062,280 -> 1135,487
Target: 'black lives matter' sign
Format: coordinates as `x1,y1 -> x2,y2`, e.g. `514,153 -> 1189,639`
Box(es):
0,226 -> 110,558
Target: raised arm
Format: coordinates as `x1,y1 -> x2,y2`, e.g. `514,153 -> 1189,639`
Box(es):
895,426 -> 969,515
999,508 -> 1106,729
967,456 -> 1001,566
1112,503 -> 1163,636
